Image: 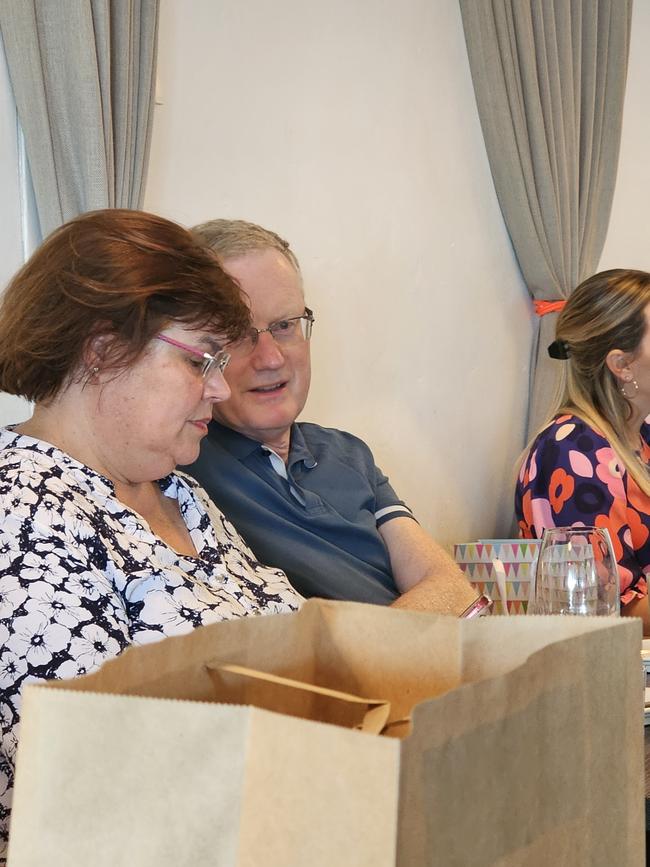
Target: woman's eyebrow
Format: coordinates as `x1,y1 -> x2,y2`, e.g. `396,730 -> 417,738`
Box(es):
195,335 -> 224,353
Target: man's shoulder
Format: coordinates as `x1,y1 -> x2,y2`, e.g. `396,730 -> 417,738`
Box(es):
296,422 -> 373,454
295,422 -> 381,471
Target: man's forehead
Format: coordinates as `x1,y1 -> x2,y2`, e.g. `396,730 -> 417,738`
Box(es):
224,248 -> 305,317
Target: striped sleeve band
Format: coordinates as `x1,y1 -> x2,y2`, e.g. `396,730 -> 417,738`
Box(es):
374,503 -> 415,527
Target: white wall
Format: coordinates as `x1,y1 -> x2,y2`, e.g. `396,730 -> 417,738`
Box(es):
145,0 -> 532,545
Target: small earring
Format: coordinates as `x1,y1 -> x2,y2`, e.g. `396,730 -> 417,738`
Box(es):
620,378 -> 639,399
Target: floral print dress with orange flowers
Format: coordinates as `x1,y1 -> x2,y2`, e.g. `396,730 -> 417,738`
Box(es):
515,414 -> 650,605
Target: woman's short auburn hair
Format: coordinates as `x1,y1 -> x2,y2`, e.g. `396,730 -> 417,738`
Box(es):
0,208 -> 251,402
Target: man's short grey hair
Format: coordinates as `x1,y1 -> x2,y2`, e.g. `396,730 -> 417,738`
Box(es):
192,219 -> 301,273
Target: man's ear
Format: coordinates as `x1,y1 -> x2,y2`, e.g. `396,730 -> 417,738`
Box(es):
605,348 -> 634,383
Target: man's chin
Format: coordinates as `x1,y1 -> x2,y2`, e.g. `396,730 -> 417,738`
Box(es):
213,410 -> 296,441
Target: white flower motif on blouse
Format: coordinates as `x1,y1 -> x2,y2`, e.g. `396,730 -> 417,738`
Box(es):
182,502 -> 204,533
150,543 -> 180,568
65,571 -> 110,602
17,459 -> 43,488
23,582 -> 92,629
54,659 -> 89,680
0,653 -> 27,691
20,551 -> 70,585
118,513 -> 149,541
139,584 -> 214,631
0,731 -> 17,764
0,578 -> 27,620
32,496 -> 66,529
6,485 -> 37,512
0,706 -> 11,738
61,511 -> 97,541
0,542 -> 19,574
68,624 -> 123,670
9,615 -> 71,667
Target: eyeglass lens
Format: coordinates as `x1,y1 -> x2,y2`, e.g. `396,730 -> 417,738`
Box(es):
234,309 -> 314,354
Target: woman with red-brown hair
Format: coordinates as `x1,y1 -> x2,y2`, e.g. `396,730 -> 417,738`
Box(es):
0,209 -> 301,854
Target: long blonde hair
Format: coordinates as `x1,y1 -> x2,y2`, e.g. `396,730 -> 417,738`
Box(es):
531,269 -> 650,496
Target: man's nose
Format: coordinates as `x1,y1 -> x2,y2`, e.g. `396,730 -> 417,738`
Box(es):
250,330 -> 285,369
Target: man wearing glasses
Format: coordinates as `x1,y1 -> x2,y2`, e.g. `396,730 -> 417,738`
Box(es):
185,219 -> 478,614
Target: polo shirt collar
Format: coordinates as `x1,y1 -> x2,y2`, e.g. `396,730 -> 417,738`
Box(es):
207,420 -> 317,469
287,424 -> 317,470
207,421 -> 261,460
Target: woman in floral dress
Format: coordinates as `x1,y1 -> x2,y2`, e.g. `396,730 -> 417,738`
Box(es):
0,209 -> 301,855
516,269 -> 650,633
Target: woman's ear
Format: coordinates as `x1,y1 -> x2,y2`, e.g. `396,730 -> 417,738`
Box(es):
605,348 -> 634,383
82,333 -> 113,371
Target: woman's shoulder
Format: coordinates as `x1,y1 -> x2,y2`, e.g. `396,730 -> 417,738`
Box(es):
530,414 -> 611,454
0,427 -> 67,467
519,414 -> 613,492
0,430 -> 116,530
0,429 -> 60,487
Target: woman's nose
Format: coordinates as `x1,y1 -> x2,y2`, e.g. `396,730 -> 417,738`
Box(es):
204,368 -> 231,402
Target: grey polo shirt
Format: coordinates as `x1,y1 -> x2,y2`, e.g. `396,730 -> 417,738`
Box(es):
184,421 -> 415,603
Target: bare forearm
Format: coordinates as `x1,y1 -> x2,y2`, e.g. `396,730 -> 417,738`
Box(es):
379,518 -> 478,615
390,572 -> 477,614
622,594 -> 650,637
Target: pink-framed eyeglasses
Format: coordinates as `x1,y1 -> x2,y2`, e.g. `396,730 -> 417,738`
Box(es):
156,334 -> 230,378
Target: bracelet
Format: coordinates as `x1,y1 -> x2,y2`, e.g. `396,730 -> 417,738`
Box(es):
459,594 -> 494,619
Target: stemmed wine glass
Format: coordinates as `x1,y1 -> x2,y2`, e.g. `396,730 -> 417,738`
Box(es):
531,526 -> 620,616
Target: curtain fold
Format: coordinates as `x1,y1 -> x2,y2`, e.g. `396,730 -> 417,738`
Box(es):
0,0 -> 159,240
459,0 -> 633,436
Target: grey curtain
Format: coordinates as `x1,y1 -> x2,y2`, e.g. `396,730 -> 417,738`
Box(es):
459,0 -> 633,436
0,0 -> 159,240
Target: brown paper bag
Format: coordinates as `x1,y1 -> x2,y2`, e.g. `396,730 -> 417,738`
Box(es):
7,600 -> 644,866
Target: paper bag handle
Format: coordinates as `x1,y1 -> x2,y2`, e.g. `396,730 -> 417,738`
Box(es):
208,663 -> 391,735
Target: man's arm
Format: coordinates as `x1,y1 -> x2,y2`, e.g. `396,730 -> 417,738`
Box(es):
378,517 -> 479,614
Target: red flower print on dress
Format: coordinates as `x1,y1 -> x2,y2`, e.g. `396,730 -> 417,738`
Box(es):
594,509 -> 637,597
549,468 -> 575,514
519,489 -> 533,534
627,475 -> 650,519
595,513 -> 624,563
627,507 -> 650,550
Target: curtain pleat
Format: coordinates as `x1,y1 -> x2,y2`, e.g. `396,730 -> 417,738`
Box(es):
460,0 -> 633,435
0,0 -> 159,240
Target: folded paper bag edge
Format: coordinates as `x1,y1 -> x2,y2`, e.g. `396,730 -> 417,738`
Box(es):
24,666 -> 395,736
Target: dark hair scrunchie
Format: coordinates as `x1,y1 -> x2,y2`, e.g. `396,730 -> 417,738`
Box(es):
548,339 -> 571,360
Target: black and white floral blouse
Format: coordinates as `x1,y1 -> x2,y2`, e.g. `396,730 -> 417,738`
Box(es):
0,429 -> 301,854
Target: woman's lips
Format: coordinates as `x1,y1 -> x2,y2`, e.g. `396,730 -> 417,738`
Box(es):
189,419 -> 210,433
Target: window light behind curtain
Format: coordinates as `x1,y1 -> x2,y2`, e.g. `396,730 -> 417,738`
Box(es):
459,0 -> 633,438
0,0 -> 159,242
